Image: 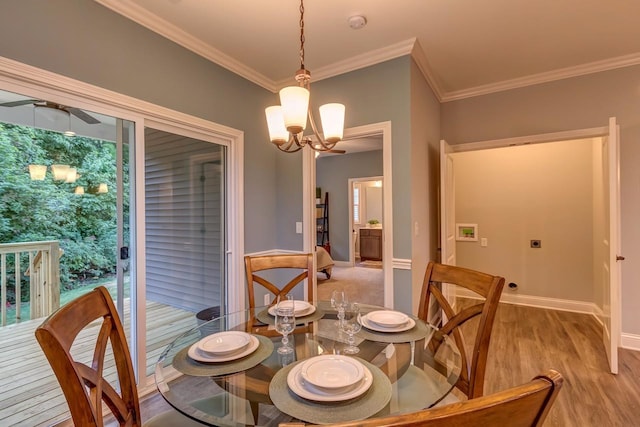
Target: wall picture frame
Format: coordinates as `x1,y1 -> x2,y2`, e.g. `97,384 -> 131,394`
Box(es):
456,223 -> 478,241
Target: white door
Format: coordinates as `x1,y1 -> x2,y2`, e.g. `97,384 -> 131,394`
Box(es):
602,117 -> 622,374
440,140 -> 456,266
440,140 -> 456,305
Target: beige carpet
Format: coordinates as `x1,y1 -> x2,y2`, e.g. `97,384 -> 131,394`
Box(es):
317,266 -> 384,307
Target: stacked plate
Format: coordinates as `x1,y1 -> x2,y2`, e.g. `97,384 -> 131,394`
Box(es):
188,331 -> 259,363
267,300 -> 316,317
359,310 -> 415,332
287,355 -> 373,402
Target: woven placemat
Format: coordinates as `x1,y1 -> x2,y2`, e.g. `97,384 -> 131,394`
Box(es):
256,306 -> 325,326
269,357 -> 392,425
357,317 -> 434,344
172,334 -> 274,377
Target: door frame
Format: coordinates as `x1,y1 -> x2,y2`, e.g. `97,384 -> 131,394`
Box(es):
0,56 -> 245,389
304,121 -> 393,308
442,121 -> 621,373
348,176 -> 384,266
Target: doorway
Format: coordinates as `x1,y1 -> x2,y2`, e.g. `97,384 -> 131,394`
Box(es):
349,177 -> 384,266
441,118 -> 624,373
307,121 -> 394,308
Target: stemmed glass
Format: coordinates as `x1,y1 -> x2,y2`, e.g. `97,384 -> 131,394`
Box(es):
331,289 -> 348,327
275,296 -> 295,355
341,303 -> 362,354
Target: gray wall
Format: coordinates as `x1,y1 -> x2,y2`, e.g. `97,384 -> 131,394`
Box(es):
312,57 -> 413,258
312,57 -> 424,311
316,150 -> 384,261
0,0 -> 277,255
441,64 -> 640,336
409,59 -> 441,313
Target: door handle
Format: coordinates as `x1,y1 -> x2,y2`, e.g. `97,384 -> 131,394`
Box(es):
616,255 -> 625,261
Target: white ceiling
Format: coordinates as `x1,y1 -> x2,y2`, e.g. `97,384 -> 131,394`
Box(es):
97,0 -> 640,101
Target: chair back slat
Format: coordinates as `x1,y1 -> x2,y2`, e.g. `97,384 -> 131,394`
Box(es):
244,253 -> 315,337
418,261 -> 505,399
35,286 -> 141,427
245,254 -> 314,309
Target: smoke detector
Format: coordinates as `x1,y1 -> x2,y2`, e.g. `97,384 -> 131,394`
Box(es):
348,15 -> 367,30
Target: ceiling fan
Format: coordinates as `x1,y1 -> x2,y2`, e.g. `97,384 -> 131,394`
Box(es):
0,99 -> 100,124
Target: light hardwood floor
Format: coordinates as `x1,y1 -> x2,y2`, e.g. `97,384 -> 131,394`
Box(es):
460,299 -> 640,426
136,285 -> 640,425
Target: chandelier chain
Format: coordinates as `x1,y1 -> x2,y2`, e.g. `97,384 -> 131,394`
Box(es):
299,0 -> 305,69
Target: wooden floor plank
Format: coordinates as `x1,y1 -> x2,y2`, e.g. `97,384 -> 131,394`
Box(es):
459,299 -> 640,426
0,300 -> 196,426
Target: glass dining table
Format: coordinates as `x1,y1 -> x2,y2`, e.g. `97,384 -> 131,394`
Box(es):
154,301 -> 461,426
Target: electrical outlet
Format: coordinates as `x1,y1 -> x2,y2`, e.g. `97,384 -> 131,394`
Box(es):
263,294 -> 271,306
481,238 -> 488,247
295,222 -> 302,234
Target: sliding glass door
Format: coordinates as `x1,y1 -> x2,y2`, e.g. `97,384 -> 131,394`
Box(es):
142,126 -> 227,375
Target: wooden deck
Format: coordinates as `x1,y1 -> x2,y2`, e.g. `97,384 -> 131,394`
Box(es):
0,300 -> 198,427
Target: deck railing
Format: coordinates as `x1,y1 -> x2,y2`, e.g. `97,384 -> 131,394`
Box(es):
0,241 -> 61,326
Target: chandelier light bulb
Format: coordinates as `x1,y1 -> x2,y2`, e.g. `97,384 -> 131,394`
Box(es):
319,103 -> 346,143
265,106 -> 289,144
279,86 -> 309,134
264,0 -> 345,153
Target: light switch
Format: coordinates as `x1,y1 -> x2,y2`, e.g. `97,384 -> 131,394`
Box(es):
296,222 -> 302,234
414,222 -> 419,236
481,238 -> 488,247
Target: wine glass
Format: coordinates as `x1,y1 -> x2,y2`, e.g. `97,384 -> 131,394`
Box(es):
331,289 -> 348,327
275,297 -> 295,355
341,303 -> 362,354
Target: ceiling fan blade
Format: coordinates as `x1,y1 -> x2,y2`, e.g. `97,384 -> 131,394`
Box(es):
67,107 -> 100,124
0,99 -> 42,107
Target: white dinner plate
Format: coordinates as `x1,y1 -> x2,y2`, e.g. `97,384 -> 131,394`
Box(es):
359,314 -> 416,333
188,335 -> 259,363
287,361 -> 373,402
197,331 -> 251,356
268,301 -> 315,317
299,355 -> 365,389
366,310 -> 409,327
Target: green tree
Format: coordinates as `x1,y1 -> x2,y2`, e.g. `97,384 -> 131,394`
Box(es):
0,123 -> 122,301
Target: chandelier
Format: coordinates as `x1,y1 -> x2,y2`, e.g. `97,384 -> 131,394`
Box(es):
265,0 -> 346,153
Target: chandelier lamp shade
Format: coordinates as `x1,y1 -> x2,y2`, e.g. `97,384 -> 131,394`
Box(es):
28,164 -> 47,180
265,0 -> 345,153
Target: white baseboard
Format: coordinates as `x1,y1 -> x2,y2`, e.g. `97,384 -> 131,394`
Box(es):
621,333 -> 640,351
456,289 -> 597,315
456,289 -> 640,352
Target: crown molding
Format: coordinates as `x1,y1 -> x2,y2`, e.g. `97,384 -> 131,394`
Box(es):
409,39 -> 444,101
95,0 -> 276,92
275,38 -> 418,89
95,0 -> 640,102
441,52 -> 640,102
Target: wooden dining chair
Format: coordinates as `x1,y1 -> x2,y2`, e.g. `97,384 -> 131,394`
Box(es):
245,253 -> 315,309
417,261 -> 505,399
244,253 -> 315,336
280,370 -> 563,427
35,286 -> 202,426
